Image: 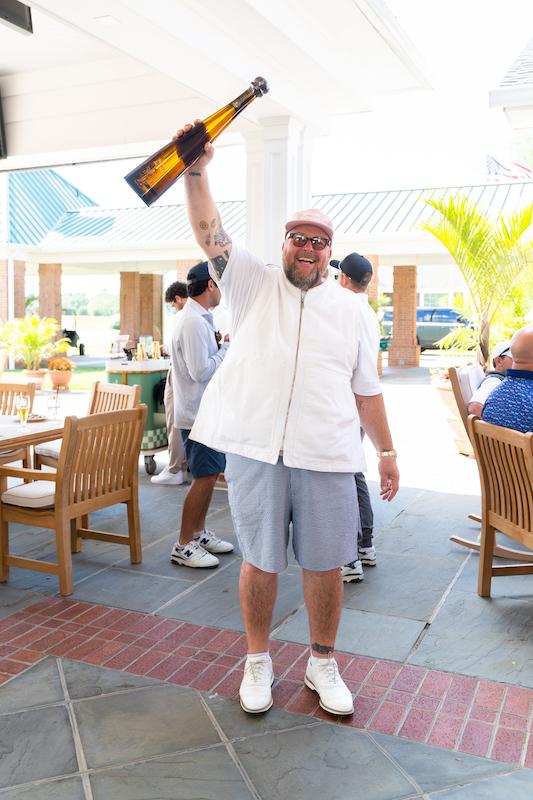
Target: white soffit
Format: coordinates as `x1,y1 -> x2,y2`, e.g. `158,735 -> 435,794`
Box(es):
0,0 -> 429,168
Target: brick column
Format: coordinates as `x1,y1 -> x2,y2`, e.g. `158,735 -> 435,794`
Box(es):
176,258 -> 200,282
140,274 -> 163,341
366,254 -> 379,306
120,272 -> 141,345
38,264 -> 62,322
14,261 -> 26,318
1,259 -> 27,323
388,265 -> 420,367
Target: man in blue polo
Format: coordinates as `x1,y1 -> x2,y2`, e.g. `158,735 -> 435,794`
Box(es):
482,326 -> 533,433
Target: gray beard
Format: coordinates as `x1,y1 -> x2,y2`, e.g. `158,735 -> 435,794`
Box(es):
283,261 -> 325,291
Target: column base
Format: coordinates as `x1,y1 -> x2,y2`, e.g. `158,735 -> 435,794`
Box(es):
388,344 -> 421,367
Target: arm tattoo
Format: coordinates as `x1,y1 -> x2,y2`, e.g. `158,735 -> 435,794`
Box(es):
214,224 -> 231,247
189,171 -> 201,176
210,253 -> 229,279
312,642 -> 334,656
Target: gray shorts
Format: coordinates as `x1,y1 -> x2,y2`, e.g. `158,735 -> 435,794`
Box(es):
225,454 -> 359,573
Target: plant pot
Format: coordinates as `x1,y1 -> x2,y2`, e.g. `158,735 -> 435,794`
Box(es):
23,368 -> 48,390
49,370 -> 73,391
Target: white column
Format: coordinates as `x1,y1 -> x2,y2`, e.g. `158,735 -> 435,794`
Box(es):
243,116 -> 313,264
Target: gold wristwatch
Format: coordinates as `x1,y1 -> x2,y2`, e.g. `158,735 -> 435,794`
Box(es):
377,449 -> 397,458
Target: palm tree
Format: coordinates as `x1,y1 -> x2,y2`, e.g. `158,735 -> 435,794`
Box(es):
420,194 -> 533,365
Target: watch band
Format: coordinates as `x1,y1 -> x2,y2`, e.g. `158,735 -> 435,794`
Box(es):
377,449 -> 397,458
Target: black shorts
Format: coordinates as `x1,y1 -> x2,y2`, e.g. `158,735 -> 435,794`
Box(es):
181,430 -> 226,478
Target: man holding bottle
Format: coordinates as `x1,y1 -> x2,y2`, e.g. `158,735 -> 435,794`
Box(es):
179,127 -> 399,717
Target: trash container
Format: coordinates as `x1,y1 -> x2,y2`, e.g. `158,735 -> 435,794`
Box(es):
106,357 -> 171,474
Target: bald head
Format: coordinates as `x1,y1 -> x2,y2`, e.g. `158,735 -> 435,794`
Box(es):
510,326 -> 533,371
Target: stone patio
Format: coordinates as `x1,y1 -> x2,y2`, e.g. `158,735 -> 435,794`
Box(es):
1,364 -> 533,798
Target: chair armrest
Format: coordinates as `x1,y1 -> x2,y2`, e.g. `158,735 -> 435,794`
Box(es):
0,466 -> 57,481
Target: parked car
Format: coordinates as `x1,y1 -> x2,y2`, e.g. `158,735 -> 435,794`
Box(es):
381,307 -> 472,350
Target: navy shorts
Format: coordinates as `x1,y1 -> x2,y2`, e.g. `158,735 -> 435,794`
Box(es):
181,430 -> 225,479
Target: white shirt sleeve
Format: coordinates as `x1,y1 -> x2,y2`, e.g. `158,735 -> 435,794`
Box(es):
351,307 -> 382,396
179,315 -> 227,383
210,242 -> 268,335
469,375 -> 502,406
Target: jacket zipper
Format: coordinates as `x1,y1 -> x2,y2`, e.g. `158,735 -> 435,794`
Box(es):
281,291 -> 306,449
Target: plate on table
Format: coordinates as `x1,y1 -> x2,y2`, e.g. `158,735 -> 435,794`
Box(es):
13,414 -> 48,423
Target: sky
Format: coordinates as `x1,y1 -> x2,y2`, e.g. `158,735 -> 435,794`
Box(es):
56,0 -> 533,204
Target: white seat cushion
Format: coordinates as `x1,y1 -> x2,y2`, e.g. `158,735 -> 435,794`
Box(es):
34,439 -> 62,459
1,480 -> 56,509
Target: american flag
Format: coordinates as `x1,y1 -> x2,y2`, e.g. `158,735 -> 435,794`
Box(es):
486,155 -> 533,180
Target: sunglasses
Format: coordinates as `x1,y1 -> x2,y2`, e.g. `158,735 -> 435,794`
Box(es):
286,232 -> 331,251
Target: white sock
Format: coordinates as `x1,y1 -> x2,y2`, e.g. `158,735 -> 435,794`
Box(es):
247,651 -> 270,662
194,529 -> 206,537
309,653 -> 333,665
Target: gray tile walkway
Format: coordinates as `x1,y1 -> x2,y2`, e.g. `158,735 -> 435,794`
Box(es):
3,370 -> 533,692
1,659 -> 529,800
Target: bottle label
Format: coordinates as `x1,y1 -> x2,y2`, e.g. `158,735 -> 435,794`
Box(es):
231,89 -> 253,111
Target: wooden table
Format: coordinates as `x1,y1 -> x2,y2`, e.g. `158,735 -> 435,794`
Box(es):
0,416 -> 64,451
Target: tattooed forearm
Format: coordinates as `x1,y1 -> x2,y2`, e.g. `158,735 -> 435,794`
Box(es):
312,642 -> 334,656
210,252 -> 229,279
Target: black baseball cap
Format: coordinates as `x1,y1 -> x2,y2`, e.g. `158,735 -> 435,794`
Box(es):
330,252 -> 373,284
186,261 -> 210,284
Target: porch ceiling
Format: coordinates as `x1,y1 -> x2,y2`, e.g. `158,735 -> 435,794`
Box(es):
0,0 -> 429,169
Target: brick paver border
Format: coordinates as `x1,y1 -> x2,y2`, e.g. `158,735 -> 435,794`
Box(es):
1,597 -> 532,767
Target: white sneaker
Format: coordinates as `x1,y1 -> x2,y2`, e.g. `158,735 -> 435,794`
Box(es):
341,560 -> 364,583
359,546 -> 377,566
239,656 -> 274,714
151,468 -> 187,486
305,658 -> 354,716
170,540 -> 219,568
194,529 -> 234,554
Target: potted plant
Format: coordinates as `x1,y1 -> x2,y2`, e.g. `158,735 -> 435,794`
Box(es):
47,356 -> 75,390
0,316 -> 70,388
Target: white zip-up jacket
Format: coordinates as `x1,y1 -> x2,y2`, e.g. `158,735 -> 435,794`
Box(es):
190,244 -> 381,472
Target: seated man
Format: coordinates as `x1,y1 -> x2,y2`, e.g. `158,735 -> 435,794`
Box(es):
482,326 -> 533,433
467,341 -> 512,417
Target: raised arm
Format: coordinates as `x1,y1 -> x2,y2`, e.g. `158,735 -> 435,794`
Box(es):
178,125 -> 232,281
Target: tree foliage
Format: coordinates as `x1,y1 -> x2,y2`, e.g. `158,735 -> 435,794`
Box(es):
420,194 -> 533,365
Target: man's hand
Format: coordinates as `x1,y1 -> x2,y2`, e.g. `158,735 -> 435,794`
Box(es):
174,121 -> 214,172
378,456 -> 399,502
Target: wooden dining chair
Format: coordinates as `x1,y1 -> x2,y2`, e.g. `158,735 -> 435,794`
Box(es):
468,416 -> 533,597
0,405 -> 147,596
0,382 -> 36,472
448,371 -> 533,563
34,381 -> 140,469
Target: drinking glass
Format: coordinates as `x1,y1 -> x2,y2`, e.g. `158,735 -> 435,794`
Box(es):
16,395 -> 30,429
47,391 -> 60,419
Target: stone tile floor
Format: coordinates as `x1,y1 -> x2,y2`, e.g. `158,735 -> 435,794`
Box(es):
1,596 -> 533,773
1,652 -> 533,799
1,369 -> 533,798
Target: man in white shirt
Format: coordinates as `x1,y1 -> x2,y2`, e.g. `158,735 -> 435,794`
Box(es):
332,252 -> 381,584
169,262 -> 234,569
179,126 -> 399,718
467,341 -> 512,417
152,281 -> 188,486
